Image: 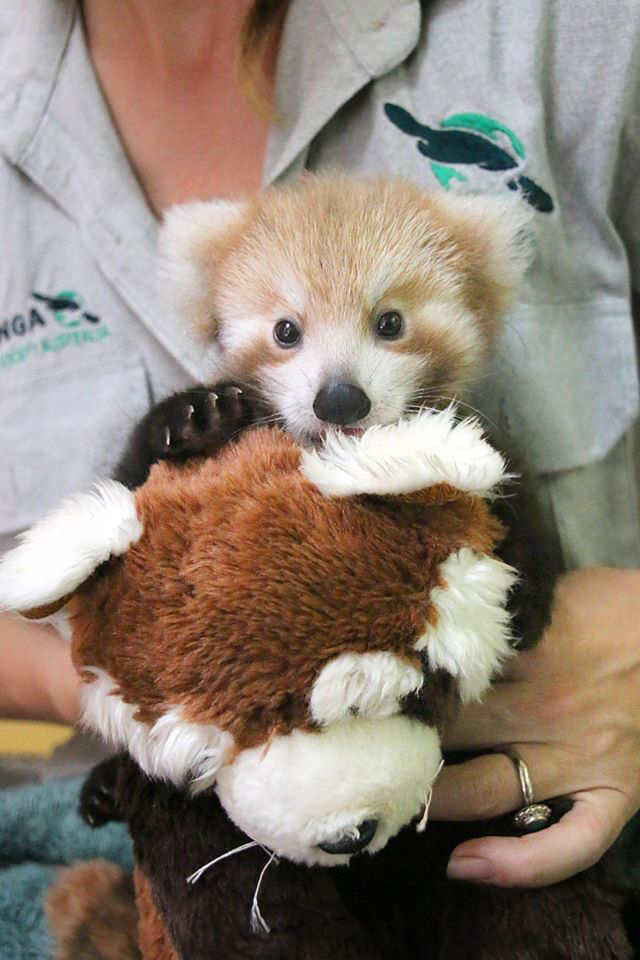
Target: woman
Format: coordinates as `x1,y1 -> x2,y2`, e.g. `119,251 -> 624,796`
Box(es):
0,0 -> 639,890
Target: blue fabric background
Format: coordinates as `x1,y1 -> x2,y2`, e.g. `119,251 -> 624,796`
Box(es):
0,777 -> 132,960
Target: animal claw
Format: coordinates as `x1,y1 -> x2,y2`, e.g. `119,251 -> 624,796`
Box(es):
185,404 -> 195,420
207,392 -> 219,411
227,386 -> 243,398
164,426 -> 172,447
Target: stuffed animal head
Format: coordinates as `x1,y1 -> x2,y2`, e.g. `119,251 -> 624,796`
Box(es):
0,410 -> 515,865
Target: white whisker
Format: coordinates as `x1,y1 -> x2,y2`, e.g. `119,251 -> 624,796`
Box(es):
416,758 -> 445,833
250,850 -> 280,935
186,840 -> 259,885
187,838 -> 280,937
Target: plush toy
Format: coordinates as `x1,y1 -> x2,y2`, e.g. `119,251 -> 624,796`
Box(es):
0,412 -> 631,960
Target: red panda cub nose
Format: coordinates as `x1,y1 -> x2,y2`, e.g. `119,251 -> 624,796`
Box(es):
313,381 -> 371,425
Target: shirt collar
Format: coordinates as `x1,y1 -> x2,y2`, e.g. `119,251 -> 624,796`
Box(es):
0,0 -> 218,381
0,0 -> 75,163
265,0 -> 421,183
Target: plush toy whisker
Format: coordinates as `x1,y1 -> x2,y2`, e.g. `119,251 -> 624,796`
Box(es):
250,849 -> 280,936
186,840 -> 260,885
186,838 -> 280,936
416,759 -> 445,833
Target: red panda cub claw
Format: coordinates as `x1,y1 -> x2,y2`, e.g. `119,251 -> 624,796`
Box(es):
148,381 -> 260,463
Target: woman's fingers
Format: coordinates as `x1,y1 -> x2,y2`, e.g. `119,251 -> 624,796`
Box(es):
446,788 -> 630,888
430,747 -> 563,821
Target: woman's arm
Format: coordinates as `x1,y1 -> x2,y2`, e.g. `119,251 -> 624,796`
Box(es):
0,612 -> 80,724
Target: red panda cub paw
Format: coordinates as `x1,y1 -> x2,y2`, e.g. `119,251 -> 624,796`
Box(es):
149,381 -> 262,462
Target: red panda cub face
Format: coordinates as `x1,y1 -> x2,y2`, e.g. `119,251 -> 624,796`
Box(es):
159,175 -> 531,441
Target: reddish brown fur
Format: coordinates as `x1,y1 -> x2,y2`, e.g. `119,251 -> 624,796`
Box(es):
70,427 -> 503,748
46,860 -> 140,960
134,867 -> 179,960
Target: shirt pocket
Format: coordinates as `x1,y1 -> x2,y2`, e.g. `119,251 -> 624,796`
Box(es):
0,357 -> 152,542
473,299 -> 640,475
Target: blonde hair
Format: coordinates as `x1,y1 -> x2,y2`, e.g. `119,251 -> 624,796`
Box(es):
238,0 -> 290,119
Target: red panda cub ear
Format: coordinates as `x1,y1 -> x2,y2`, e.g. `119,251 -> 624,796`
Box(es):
158,199 -> 253,339
429,190 -> 534,333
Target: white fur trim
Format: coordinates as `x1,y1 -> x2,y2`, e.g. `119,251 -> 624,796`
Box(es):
0,481 -> 142,612
415,548 -> 517,702
299,408 -> 507,498
158,199 -> 246,334
309,652 -> 423,725
216,717 -> 442,866
81,668 -> 233,788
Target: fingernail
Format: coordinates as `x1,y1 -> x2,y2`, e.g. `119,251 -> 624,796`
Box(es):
447,856 -> 494,882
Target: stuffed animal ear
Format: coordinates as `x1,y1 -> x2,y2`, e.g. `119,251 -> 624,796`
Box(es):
0,481 -> 142,617
158,199 -> 251,339
299,408 -> 508,499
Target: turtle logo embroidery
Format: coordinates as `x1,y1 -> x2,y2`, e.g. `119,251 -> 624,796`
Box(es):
32,290 -> 101,328
384,104 -> 554,213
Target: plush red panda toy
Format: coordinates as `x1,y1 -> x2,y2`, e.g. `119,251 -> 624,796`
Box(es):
0,412 -> 631,960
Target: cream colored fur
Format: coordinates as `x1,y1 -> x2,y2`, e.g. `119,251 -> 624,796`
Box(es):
215,716 -> 442,866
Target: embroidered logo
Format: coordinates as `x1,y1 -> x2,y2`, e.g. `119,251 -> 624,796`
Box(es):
384,105 -> 554,213
0,290 -> 110,372
32,290 -> 101,328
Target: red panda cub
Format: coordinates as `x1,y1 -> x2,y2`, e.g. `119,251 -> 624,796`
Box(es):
92,175 -> 555,856
117,174 -> 531,489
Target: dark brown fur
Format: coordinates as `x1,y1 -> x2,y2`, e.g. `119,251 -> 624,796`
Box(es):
134,868 -> 179,960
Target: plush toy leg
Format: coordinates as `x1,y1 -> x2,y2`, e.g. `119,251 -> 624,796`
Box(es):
333,823 -> 449,960
438,855 -> 633,960
45,859 -> 140,960
334,814 -> 634,960
121,758 -> 384,959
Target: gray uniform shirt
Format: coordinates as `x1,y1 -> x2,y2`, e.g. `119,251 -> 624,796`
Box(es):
1,0 -> 638,568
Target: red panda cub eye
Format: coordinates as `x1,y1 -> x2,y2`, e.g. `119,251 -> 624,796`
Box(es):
375,311 -> 404,340
273,318 -> 301,348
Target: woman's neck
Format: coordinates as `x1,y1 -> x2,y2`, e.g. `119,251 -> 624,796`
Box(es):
82,0 -> 254,74
81,0 -> 280,214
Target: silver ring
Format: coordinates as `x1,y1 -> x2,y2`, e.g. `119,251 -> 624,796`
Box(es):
502,752 -> 552,833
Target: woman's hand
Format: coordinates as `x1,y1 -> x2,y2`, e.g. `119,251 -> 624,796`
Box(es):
0,612 -> 80,724
430,567 -> 640,887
